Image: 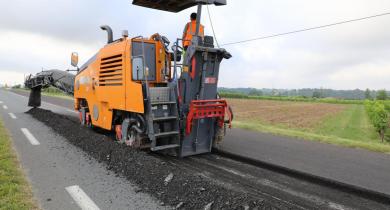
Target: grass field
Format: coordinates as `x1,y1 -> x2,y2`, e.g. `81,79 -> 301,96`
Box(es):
314,105 -> 378,143
228,98 -> 390,153
0,119 -> 38,210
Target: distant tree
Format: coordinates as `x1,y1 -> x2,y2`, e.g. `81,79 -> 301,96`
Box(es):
4,84 -> 8,88
312,91 -> 322,98
248,89 -> 263,96
377,90 -> 388,100
12,84 -> 21,89
365,88 -> 372,100
271,89 -> 278,96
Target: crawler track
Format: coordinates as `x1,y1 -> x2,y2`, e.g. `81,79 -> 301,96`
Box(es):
27,108 -> 390,209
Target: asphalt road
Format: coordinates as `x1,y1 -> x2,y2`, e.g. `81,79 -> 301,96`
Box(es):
9,89 -> 390,196
221,124 -> 390,196
0,89 -> 165,210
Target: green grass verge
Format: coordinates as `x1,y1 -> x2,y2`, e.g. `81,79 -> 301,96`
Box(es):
14,88 -> 73,100
313,105 -> 379,142
233,104 -> 390,154
0,119 -> 38,210
40,92 -> 73,100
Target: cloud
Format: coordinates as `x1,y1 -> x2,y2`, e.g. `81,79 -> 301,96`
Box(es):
0,70 -> 25,86
328,62 -> 390,89
0,0 -> 389,89
216,0 -> 390,89
0,30 -> 98,72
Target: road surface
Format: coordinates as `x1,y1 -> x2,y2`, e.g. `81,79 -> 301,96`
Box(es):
10,89 -> 390,197
0,89 -> 165,210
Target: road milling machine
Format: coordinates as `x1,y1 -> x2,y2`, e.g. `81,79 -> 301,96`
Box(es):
25,0 -> 233,157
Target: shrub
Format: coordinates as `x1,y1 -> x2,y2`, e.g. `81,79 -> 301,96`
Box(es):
365,100 -> 389,142
376,90 -> 388,100
219,92 -> 249,99
43,87 -> 64,94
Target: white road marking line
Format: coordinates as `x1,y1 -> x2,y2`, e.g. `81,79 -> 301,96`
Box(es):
65,185 -> 101,210
8,91 -> 27,98
66,109 -> 78,113
10,91 -> 77,114
0,101 -> 3,104
10,91 -> 74,112
8,113 -> 17,119
7,91 -> 79,119
3,105 -> 8,109
21,128 -> 40,145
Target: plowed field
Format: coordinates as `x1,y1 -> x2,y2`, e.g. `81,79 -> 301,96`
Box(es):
228,99 -> 346,129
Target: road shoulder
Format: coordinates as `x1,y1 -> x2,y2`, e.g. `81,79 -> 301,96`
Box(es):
0,117 -> 39,210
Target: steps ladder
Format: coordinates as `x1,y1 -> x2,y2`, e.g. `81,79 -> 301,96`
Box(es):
146,87 -> 180,152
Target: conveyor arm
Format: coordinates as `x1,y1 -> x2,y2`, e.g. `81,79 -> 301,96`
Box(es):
24,70 -> 75,107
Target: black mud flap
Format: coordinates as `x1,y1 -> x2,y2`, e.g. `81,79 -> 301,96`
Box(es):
28,87 -> 42,108
180,118 -> 214,157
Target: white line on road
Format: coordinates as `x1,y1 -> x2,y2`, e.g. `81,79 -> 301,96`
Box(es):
21,128 -> 40,145
65,185 -> 100,210
8,91 -> 26,99
9,91 -> 78,114
0,101 -> 3,104
66,109 -> 78,114
8,113 -> 17,119
3,105 -> 8,109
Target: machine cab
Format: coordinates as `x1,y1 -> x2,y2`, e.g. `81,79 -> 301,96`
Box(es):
131,35 -> 173,85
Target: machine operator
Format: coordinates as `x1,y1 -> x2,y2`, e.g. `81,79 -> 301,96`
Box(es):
182,12 -> 204,50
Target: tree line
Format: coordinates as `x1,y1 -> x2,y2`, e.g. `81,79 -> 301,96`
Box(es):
219,87 -> 389,100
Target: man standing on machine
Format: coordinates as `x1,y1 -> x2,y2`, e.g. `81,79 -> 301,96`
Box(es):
182,12 -> 204,50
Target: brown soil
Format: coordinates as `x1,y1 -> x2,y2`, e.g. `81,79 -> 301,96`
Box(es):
228,99 -> 347,129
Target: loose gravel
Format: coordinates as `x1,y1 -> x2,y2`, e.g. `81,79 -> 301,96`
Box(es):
27,108 -> 281,209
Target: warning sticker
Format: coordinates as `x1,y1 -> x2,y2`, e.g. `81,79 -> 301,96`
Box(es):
205,77 -> 217,84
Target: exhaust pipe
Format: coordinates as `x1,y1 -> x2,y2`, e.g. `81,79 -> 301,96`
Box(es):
100,25 -> 113,44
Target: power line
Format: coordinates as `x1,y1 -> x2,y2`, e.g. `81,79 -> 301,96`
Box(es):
221,12 -> 390,46
206,3 -> 220,48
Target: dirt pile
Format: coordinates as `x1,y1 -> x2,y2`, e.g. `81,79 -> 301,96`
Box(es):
27,108 -> 276,209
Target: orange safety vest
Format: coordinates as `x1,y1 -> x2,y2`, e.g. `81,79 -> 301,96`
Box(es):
182,20 -> 204,48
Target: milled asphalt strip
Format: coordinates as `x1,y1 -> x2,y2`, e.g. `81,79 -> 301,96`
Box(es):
214,149 -> 390,205
21,128 -> 40,145
65,185 -> 101,210
191,157 -> 348,210
8,113 -> 17,119
3,105 -> 8,109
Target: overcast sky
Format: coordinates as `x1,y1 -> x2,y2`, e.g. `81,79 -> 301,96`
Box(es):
0,0 -> 389,90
